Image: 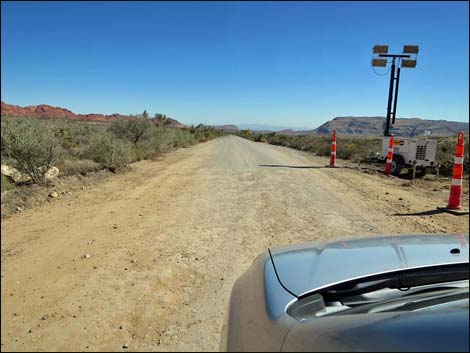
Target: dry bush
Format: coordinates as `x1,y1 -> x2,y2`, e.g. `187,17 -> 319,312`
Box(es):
110,115 -> 152,147
56,158 -> 101,176
1,117 -> 64,184
86,133 -> 132,172
436,136 -> 469,175
1,174 -> 14,191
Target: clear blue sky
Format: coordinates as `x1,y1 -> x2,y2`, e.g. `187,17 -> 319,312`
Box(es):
1,1 -> 468,129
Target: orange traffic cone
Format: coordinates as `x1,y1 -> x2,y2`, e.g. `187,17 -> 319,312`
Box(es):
384,134 -> 394,175
447,132 -> 465,209
329,130 -> 337,167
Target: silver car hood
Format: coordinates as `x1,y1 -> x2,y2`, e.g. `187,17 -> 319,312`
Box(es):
269,234 -> 469,297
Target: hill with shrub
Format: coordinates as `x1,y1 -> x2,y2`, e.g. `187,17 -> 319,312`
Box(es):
1,113 -> 223,187
284,116 -> 468,137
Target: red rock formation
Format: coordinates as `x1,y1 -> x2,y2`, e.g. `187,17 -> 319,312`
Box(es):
1,101 -> 188,128
1,101 -> 129,122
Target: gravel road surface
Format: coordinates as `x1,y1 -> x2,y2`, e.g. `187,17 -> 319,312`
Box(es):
2,135 -> 468,351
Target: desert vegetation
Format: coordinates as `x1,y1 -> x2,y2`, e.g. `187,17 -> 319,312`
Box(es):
1,113 -> 223,189
238,130 -> 469,175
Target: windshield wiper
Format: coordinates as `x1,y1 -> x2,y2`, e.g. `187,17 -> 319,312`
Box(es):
386,291 -> 469,312
328,287 -> 469,316
321,263 -> 469,302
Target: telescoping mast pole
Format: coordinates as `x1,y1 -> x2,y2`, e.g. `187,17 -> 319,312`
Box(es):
378,53 -> 410,136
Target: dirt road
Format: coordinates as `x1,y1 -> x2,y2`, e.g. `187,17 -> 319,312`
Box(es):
1,135 -> 468,352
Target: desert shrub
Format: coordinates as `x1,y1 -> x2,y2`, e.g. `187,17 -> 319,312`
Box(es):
86,133 -> 133,172
170,127 -> 196,148
1,174 -> 14,191
240,131 -> 383,162
190,124 -> 223,143
153,127 -> 176,153
288,138 -> 305,150
56,158 -> 101,176
109,112 -> 202,159
316,143 -> 332,157
1,117 -> 64,184
69,132 -> 97,160
109,122 -> 220,162
142,126 -> 174,154
64,124 -> 104,156
132,140 -> 156,161
268,134 -> 291,146
110,114 -> 152,147
242,129 -> 470,171
1,114 -> 225,187
337,143 -> 354,160
252,133 -> 266,143
436,136 -> 469,175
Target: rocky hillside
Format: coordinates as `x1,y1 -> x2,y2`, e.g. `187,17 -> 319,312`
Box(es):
1,101 -> 189,128
1,101 -> 129,122
313,116 -> 469,137
152,116 -> 186,128
245,117 -> 469,137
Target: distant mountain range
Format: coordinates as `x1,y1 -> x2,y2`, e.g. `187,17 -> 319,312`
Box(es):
2,102 -> 467,137
311,116 -> 469,137
237,123 -> 312,132
243,116 -> 469,137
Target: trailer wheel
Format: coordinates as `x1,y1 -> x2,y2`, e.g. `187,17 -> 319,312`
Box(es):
415,167 -> 429,178
391,157 -> 403,176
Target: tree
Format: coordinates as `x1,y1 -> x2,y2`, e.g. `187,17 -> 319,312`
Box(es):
110,111 -> 151,147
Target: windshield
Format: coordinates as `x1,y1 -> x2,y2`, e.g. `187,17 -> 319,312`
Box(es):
324,283 -> 470,316
286,263 -> 469,320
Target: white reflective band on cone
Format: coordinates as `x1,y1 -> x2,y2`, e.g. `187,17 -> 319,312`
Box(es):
331,151 -> 336,156
331,141 -> 336,145
388,148 -> 394,152
455,156 -> 464,165
386,159 -> 393,163
451,178 -> 463,186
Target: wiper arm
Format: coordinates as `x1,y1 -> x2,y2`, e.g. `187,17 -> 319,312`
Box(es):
386,291 -> 469,312
328,287 -> 469,316
322,263 -> 469,302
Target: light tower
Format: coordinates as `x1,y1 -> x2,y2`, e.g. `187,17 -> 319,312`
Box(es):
371,44 -> 419,136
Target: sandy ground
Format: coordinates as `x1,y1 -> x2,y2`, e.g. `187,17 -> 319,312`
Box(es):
1,135 -> 468,352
